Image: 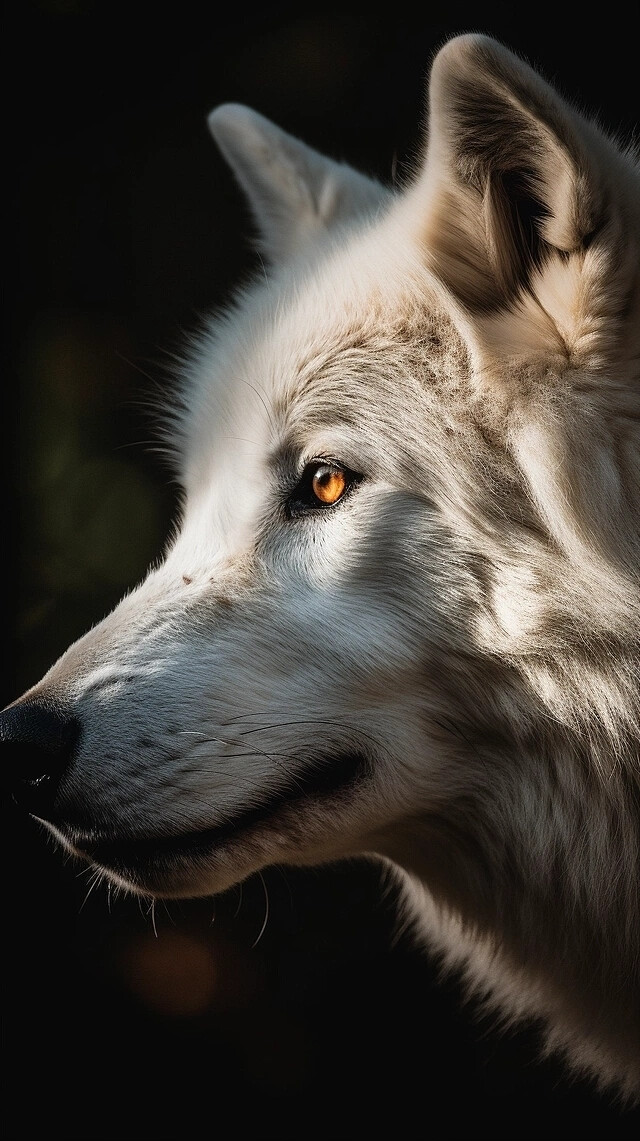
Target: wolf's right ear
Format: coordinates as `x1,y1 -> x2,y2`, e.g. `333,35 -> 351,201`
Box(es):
207,104 -> 388,263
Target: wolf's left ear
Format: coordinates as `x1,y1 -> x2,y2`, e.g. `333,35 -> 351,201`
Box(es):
208,104 -> 388,262
417,34 -> 639,333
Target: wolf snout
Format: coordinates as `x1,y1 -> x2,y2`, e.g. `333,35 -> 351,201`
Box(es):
1,699 -> 81,819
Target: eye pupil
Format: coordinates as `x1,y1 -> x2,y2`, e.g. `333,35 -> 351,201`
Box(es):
311,464 -> 347,505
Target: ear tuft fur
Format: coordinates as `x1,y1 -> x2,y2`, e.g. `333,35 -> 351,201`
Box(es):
419,34 -> 610,310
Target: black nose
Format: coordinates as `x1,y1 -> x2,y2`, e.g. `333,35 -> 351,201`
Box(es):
1,700 -> 81,819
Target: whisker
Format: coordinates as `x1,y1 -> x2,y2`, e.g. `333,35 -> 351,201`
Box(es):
251,871 -> 270,949
78,868 -> 104,912
148,898 -> 158,938
240,378 -> 276,433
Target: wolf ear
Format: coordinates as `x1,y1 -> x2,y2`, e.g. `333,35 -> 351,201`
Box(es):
207,104 -> 388,262
418,34 -> 609,312
418,35 -> 640,577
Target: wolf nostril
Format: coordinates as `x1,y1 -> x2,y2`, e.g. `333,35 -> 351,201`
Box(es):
1,700 -> 81,819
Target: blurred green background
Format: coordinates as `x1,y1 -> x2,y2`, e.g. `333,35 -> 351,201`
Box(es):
5,3 -> 639,1138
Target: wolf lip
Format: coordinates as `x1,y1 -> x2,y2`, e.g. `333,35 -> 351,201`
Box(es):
77,751 -> 367,872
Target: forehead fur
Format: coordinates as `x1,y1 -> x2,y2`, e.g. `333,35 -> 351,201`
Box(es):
171,202 -> 470,494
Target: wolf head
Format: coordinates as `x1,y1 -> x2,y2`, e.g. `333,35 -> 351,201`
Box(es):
3,34 -> 639,1098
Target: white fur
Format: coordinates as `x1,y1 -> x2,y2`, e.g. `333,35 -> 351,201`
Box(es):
7,34 -> 639,1102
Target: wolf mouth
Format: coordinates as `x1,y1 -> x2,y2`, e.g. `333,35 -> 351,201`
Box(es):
75,751 -> 367,876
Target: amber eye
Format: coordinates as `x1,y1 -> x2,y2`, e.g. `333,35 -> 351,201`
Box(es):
287,460 -> 361,516
311,463 -> 347,505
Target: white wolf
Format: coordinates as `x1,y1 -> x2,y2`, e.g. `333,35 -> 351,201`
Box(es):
3,34 -> 639,1102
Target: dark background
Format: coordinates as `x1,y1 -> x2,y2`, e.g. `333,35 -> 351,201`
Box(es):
5,3 -> 640,1138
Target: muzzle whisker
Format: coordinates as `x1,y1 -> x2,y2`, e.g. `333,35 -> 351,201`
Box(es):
250,870 -> 270,949
78,867 -> 104,913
